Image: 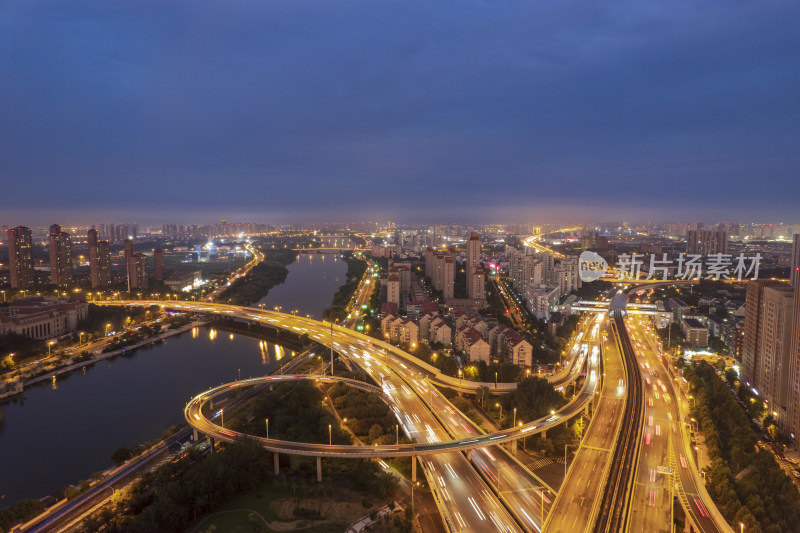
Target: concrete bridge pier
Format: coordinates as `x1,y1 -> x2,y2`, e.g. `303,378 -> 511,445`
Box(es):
274,453 -> 280,476
542,429 -> 547,440
209,437 -> 215,452
412,456 -> 417,482
192,428 -> 198,442
317,457 -> 322,483
512,440 -> 518,455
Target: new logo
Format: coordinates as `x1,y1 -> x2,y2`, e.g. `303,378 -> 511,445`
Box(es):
579,251 -> 609,282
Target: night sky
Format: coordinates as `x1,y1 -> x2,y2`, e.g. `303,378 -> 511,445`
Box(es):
1,1 -> 798,225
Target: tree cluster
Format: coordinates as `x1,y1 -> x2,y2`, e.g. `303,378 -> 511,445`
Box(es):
327,382 -> 395,442
686,361 -> 800,533
322,254 -> 368,322
218,248 -> 297,306
81,438 -> 273,533
0,499 -> 45,533
238,381 -> 350,445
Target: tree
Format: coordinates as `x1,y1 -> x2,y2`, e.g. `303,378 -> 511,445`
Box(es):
505,376 -> 566,427
111,447 -> 133,465
368,424 -> 384,442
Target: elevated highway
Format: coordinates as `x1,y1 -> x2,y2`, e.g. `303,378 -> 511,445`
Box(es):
544,316 -> 626,532
102,299 -> 599,532
625,316 -> 732,533
181,315 -> 601,457
592,316 -> 644,532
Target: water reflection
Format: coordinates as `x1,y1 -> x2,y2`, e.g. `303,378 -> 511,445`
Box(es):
0,327 -> 292,504
256,253 -> 348,319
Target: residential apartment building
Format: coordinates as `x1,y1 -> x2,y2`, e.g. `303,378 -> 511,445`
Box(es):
686,229 -> 728,255
758,286 -> 794,425
6,226 -> 35,289
48,224 -> 73,287
525,283 -> 561,320
466,232 -> 484,300
88,229 -> 111,288
741,280 -> 783,385
787,280 -> 800,450
792,233 -> 800,288
387,274 -> 401,307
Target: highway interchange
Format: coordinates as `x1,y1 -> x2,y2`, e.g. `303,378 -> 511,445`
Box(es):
49,259 -> 732,533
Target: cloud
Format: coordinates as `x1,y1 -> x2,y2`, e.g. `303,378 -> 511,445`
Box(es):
1,0 -> 798,224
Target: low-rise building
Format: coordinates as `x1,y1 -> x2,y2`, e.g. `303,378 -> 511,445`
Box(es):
681,318 -> 708,348
381,313 -> 403,343
669,298 -> 692,323
400,319 -> 419,347
407,301 -> 439,319
0,296 -> 88,340
164,267 -> 202,292
525,283 -> 561,320
386,274 -> 401,307
462,328 -> 490,363
429,318 -> 452,346
496,328 -> 533,367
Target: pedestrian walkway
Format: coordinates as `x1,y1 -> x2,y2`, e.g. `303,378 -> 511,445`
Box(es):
525,456 -> 565,470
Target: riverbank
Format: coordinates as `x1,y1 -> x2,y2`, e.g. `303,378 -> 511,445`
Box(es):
220,248 -> 298,305
321,254 -> 368,322
0,320 -> 209,401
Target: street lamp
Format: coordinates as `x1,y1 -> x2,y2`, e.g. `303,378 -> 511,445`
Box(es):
105,323 -> 112,336
495,372 -> 498,389
329,424 -> 332,445
496,403 -> 503,420
740,523 -> 744,533
265,419 -> 269,439
513,407 -> 517,427
48,341 -> 55,356
221,409 -> 224,428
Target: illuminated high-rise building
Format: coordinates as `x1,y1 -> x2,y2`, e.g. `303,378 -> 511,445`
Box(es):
88,229 -> 111,288
757,285 -> 794,425
787,279 -> 800,450
742,279 -> 783,386
6,226 -> 35,289
466,232 -> 484,300
130,253 -> 148,290
686,229 -> 728,255
48,224 -> 73,287
791,233 -> 800,288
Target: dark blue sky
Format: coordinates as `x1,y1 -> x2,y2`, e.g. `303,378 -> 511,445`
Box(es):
1,1 -> 798,225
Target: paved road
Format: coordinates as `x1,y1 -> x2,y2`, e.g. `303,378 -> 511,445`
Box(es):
626,316 -> 730,533
544,316 -> 626,533
86,294 -> 600,533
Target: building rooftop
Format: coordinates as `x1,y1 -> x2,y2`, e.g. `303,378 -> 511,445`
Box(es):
683,318 -> 705,329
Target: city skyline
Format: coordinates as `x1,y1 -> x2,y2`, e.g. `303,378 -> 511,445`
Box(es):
2,1 -> 799,223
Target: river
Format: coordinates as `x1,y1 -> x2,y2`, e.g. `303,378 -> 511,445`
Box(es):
256,251 -> 348,318
0,253 -> 348,506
